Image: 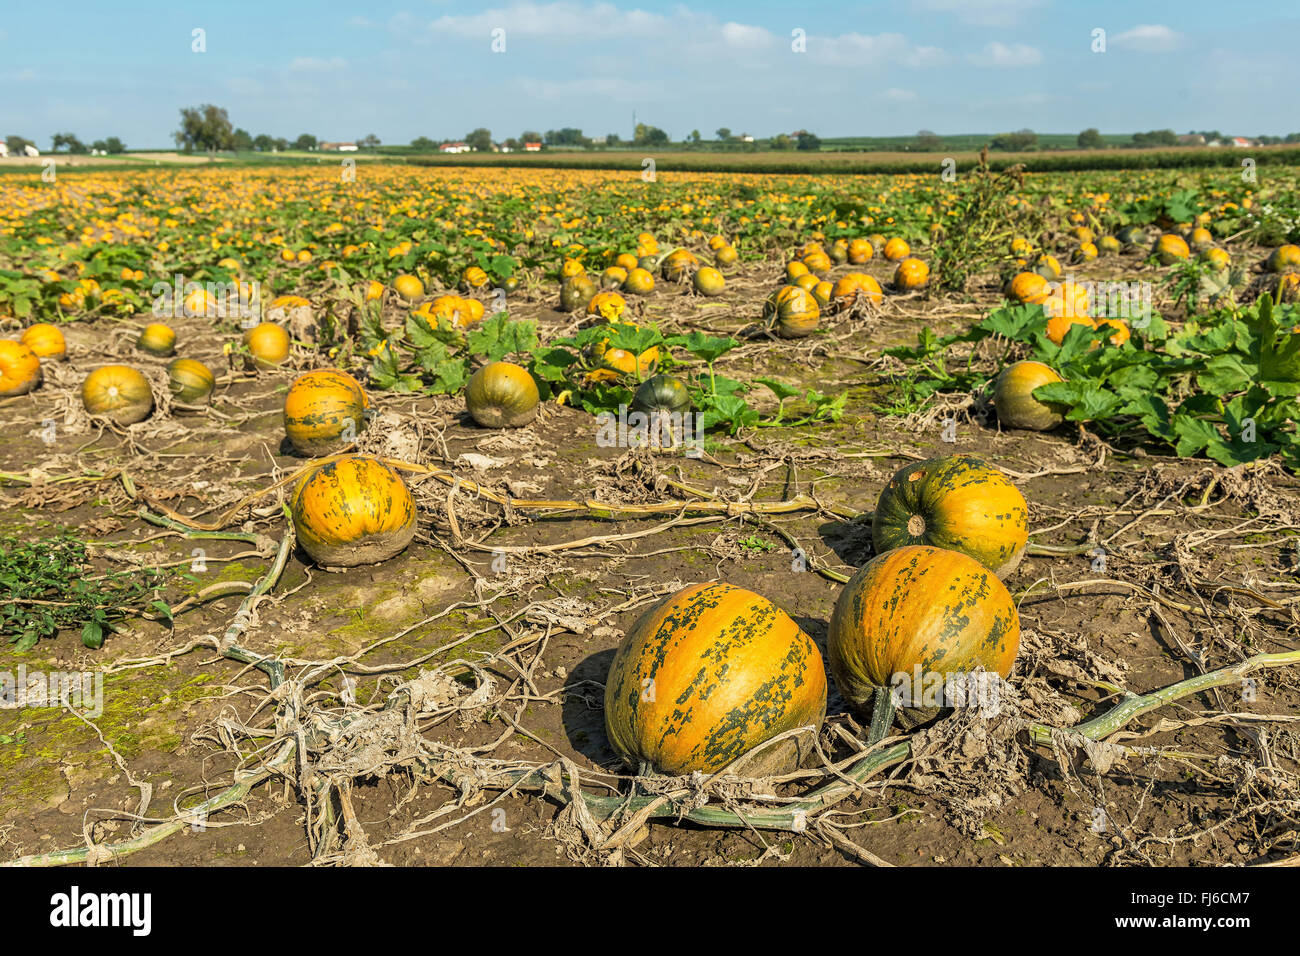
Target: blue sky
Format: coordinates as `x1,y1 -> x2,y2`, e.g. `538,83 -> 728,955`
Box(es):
4,1 -> 1296,148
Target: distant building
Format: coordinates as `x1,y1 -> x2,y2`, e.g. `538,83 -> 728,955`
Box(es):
0,143 -> 8,158
1231,137 -> 1254,148
524,142 -> 542,151
440,142 -> 471,153
24,144 -> 39,157
739,134 -> 754,143
319,142 -> 358,152
590,135 -> 607,145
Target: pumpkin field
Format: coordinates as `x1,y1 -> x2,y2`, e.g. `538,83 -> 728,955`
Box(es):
2,158 -> 1300,868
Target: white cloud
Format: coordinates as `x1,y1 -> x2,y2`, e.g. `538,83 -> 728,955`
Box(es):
720,22 -> 775,51
428,3 -> 665,40
967,41 -> 1042,67
911,0 -> 1047,28
289,57 -> 348,72
1110,25 -> 1185,53
812,32 -> 947,68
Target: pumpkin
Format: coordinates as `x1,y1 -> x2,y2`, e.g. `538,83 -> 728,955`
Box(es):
867,233 -> 887,253
0,341 -> 43,397
713,244 -> 738,268
801,250 -> 832,277
622,267 -> 655,296
826,545 -> 1020,719
631,374 -> 693,417
600,266 -> 629,289
20,323 -> 66,361
291,456 -> 417,568
559,275 -> 598,312
1045,312 -> 1095,345
661,249 -> 699,282
137,322 -> 176,357
589,329 -> 660,379
792,273 -> 820,293
603,581 -> 827,776
167,357 -> 216,404
1189,227 -> 1214,251
81,364 -> 153,424
283,368 -> 370,455
243,322 -> 290,367
461,265 -> 490,290
811,280 -> 834,309
797,240 -> 825,258
393,274 -> 424,300
830,238 -> 849,263
784,260 -> 810,283
1095,318 -> 1130,347
1200,247 -> 1230,271
893,257 -> 930,291
1117,225 -> 1147,247
883,237 -> 910,261
708,235 -> 729,252
693,267 -> 726,296
615,252 -> 639,272
1266,244 -> 1300,273
763,285 -> 820,339
831,273 -> 883,311
993,360 -> 1064,431
872,455 -> 1029,577
465,361 -> 540,428
847,238 -> 874,264
561,258 -> 586,278
1007,271 -> 1050,305
1009,237 -> 1033,257
587,290 -> 628,321
1070,225 -> 1094,244
1074,242 -> 1098,262
1097,235 -> 1122,255
1154,233 -> 1190,265
1033,254 -> 1062,280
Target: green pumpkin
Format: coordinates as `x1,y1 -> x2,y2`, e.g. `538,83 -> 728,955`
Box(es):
465,361 -> 540,428
166,358 -> 216,404
631,374 -> 692,417
559,275 -> 597,313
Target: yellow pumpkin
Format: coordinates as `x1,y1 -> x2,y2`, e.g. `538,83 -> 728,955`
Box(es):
713,244 -> 738,268
847,238 -> 874,264
661,249 -> 699,282
81,365 -> 153,424
291,456 -> 417,567
693,267 -> 726,296
830,273 -> 883,311
461,265 -> 490,290
893,257 -> 930,291
20,323 -> 67,361
622,267 -> 655,296
1154,234 -> 1190,265
587,291 -> 628,322
993,360 -> 1065,431
393,274 -> 425,300
283,368 -> 370,456
801,250 -> 833,277
137,322 -> 177,357
883,237 -> 910,261
1007,271 -> 1051,305
465,361 -> 540,428
764,285 -> 820,339
0,341 -> 43,397
603,582 -> 827,776
243,322 -> 291,368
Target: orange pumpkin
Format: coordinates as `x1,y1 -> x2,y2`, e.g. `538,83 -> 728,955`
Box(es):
693,267 -> 726,296
830,273 -> 883,311
883,237 -> 910,261
713,244 -> 738,268
622,267 -> 655,296
243,322 -> 291,368
993,360 -> 1065,431
801,250 -> 832,277
660,249 -> 699,282
763,285 -> 820,339
20,323 -> 67,361
827,545 -> 1021,713
1007,271 -> 1050,305
81,365 -> 153,424
283,368 -> 370,456
871,455 -> 1029,577
587,291 -> 628,321
893,258 -> 930,291
0,341 -> 43,397
1154,233 -> 1190,265
847,238 -> 874,264
603,582 -> 827,776
290,456 -> 417,567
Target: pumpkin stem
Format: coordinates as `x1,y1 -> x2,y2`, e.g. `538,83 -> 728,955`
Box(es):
866,686 -> 897,745
906,513 -> 926,537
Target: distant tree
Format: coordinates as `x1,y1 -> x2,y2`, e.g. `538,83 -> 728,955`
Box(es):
358,134 -> 381,149
606,133 -> 621,146
252,134 -> 273,151
272,137 -> 289,152
1131,129 -> 1178,147
503,137 -> 520,151
795,131 -> 821,151
544,127 -> 588,147
715,127 -> 732,141
52,132 -> 88,154
690,129 -> 701,144
990,128 -> 1038,151
1286,132 -> 1300,144
771,134 -> 793,150
914,130 -> 944,151
520,130 -> 542,145
231,129 -> 253,150
410,136 -> 437,150
174,105 -> 235,153
292,134 -> 318,151
465,128 -> 493,151
633,123 -> 668,147
6,135 -> 35,156
1076,128 -> 1105,149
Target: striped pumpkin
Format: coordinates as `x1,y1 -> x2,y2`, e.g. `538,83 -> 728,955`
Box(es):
604,582 -> 827,776
827,545 -> 1020,712
167,358 -> 216,404
283,368 -> 369,456
872,455 -> 1028,577
290,456 -> 416,567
